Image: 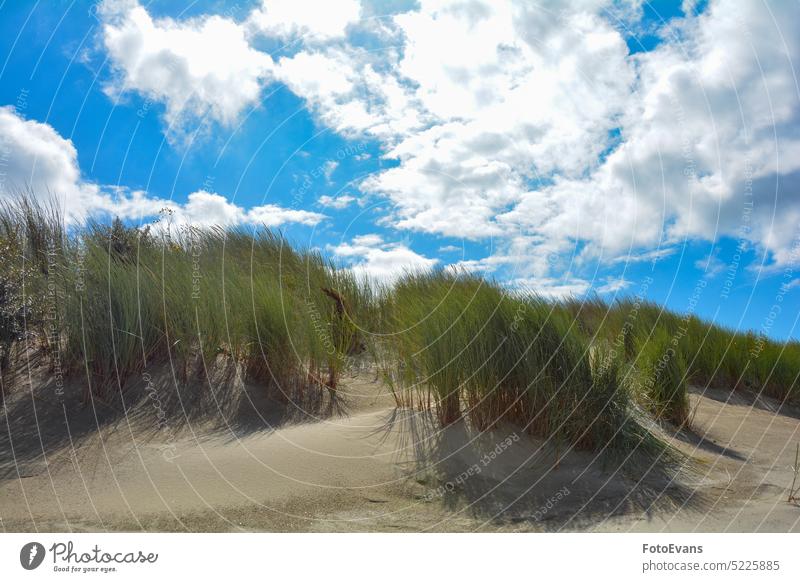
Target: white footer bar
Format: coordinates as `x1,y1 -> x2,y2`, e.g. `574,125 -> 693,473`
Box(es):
1,533 -> 797,580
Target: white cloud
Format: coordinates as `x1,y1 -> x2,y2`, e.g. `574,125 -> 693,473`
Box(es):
0,106 -> 324,230
271,47 -> 418,139
439,244 -> 461,253
113,190 -> 326,229
100,0 -> 273,133
246,0 -> 361,42
0,105 -> 103,221
350,1 -> 636,241
513,276 -> 591,299
93,0 -> 800,283
319,194 -> 355,209
694,248 -> 726,278
545,0 -> 800,268
329,233 -> 437,283
348,233 -> 384,247
272,0 -> 800,278
611,247 -> 677,265
246,200 -> 325,227
322,160 -> 338,181
596,276 -> 632,294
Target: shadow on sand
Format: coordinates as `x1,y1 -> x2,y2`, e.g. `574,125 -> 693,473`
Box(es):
0,360 -> 348,480
373,407 -> 705,531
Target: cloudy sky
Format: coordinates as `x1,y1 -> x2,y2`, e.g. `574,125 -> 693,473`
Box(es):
0,0 -> 798,338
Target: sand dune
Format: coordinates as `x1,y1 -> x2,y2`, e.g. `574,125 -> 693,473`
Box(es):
1,374 -> 799,532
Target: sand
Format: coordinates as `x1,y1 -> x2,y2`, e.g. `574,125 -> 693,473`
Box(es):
1,373 -> 799,532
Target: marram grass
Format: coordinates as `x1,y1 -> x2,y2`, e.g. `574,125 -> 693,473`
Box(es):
381,271 -> 665,458
0,199 -> 374,407
1,195 -> 798,462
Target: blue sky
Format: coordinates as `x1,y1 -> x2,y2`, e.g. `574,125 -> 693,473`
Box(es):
0,0 -> 798,339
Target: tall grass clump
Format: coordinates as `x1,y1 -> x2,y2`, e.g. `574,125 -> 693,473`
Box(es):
0,197 -> 373,409
633,330 -> 690,425
677,317 -> 800,404
570,299 -> 799,414
0,194 -> 68,383
383,271 -> 659,455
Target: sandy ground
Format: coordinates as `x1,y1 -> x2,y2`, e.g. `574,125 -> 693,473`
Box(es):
1,374 -> 799,532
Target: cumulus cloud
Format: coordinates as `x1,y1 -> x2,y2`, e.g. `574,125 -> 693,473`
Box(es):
246,0 -> 361,42
596,276 -> 633,294
245,200 -> 325,227
0,105 -> 103,221
94,0 -> 800,284
492,0 -> 800,273
0,106 -> 324,230
513,276 -> 591,299
334,0 -> 636,241
146,190 -> 326,229
318,194 -> 355,209
275,0 -> 800,278
330,234 -> 437,283
99,0 -> 273,133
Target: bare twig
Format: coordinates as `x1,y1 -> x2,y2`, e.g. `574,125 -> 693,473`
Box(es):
789,443 -> 800,504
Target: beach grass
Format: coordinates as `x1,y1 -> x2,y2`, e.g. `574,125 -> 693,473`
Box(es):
382,270 -> 663,457
0,197 -> 374,407
1,195 -> 798,459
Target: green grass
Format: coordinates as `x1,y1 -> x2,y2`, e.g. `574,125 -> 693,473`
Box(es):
1,194 -> 798,461
382,271 -> 661,456
566,297 -> 800,414
0,197 -> 374,407
634,329 -> 690,425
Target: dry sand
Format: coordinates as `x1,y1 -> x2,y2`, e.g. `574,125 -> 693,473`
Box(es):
1,374 -> 799,532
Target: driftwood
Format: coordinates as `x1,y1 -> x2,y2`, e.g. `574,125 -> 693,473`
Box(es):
321,287 -> 347,316
321,287 -> 365,356
789,443 -> 800,504
311,287 -> 366,397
